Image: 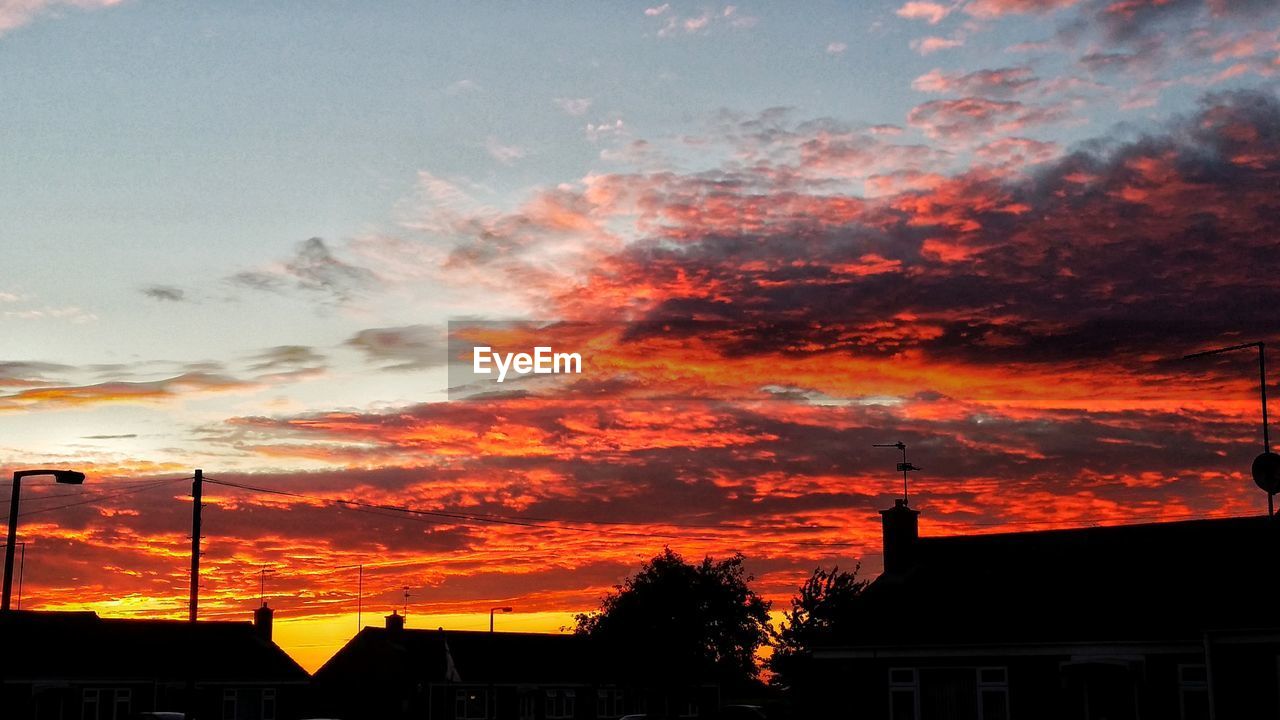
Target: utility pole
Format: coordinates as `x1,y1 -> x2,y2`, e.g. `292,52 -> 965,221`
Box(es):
185,468 -> 204,720
190,468 -> 203,623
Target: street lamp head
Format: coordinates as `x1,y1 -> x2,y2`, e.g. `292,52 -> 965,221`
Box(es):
13,469 -> 86,484
5,468 -> 85,611
500,606 -> 513,613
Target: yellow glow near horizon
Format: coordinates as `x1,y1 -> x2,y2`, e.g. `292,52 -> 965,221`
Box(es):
274,610 -> 584,672
274,609 -> 790,673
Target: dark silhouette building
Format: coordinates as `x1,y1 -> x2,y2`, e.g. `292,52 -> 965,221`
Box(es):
312,612 -> 718,720
799,501 -> 1280,720
0,605 -> 310,720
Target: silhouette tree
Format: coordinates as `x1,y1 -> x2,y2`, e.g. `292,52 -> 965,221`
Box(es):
575,548 -> 772,688
767,565 -> 867,691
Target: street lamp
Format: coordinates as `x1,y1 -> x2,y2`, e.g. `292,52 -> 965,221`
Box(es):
4,469 -> 85,611
489,606 -> 512,632
1184,341 -> 1276,515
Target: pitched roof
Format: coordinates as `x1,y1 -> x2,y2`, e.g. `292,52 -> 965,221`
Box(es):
0,610 -> 309,682
837,515 -> 1279,648
315,627 -> 597,685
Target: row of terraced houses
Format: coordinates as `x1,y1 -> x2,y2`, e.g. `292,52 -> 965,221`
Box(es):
3,499 -> 1278,720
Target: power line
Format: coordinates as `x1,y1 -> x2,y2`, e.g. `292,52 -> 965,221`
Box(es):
204,476 -> 1256,547
202,476 -> 866,549
960,508 -> 1248,528
0,477 -> 190,506
2,472 -> 1249,545
15,477 -> 191,519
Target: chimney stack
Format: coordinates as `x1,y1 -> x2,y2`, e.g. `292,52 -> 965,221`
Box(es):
386,610 -> 405,634
880,498 -> 920,576
253,602 -> 274,642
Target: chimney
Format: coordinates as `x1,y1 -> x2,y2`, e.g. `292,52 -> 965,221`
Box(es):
880,498 -> 920,576
253,602 -> 274,642
386,610 -> 405,634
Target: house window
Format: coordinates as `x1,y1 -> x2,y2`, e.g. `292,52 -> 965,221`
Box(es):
222,689 -> 238,720
1179,664 -> 1210,720
82,689 -> 100,720
597,689 -> 624,718
977,667 -> 1009,720
81,688 -> 131,720
677,699 -> 699,718
456,689 -> 489,720
888,668 -> 919,720
519,692 -> 537,720
546,689 -> 575,719
261,688 -> 277,720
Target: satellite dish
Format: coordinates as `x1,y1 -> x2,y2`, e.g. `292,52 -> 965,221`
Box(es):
1252,451 -> 1280,494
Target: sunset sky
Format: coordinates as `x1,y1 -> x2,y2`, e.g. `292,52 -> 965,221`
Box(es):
3,0 -> 1280,671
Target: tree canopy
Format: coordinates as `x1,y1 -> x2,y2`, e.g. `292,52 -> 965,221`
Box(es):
767,564 -> 868,691
574,548 -> 772,688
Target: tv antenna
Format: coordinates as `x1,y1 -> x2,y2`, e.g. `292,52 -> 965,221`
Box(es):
402,586 -> 411,617
874,441 -> 920,503
1184,340 -> 1278,516
257,568 -> 274,604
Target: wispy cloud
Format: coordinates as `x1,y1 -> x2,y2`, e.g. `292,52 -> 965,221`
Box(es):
0,0 -> 124,38
907,96 -> 1069,138
346,324 -> 447,371
554,97 -> 594,116
445,79 -> 481,95
651,4 -> 757,37
229,237 -> 378,305
910,35 -> 964,54
141,285 -> 186,302
0,372 -> 255,411
964,0 -> 1079,19
896,1 -> 952,24
912,66 -> 1039,96
586,119 -> 626,143
3,305 -> 97,323
486,137 -> 527,165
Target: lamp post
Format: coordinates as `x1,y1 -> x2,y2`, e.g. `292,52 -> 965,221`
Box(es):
489,606 -> 512,632
1184,341 -> 1276,515
4,469 -> 85,611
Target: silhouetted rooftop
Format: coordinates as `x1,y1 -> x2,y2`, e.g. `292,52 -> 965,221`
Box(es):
315,627 -> 596,685
838,514 -> 1279,648
0,610 -> 309,682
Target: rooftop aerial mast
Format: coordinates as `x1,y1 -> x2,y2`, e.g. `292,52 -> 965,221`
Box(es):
874,441 -> 920,503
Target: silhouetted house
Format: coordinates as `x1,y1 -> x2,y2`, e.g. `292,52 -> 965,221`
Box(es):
0,604 -> 310,720
313,612 -> 718,720
800,500 -> 1280,720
